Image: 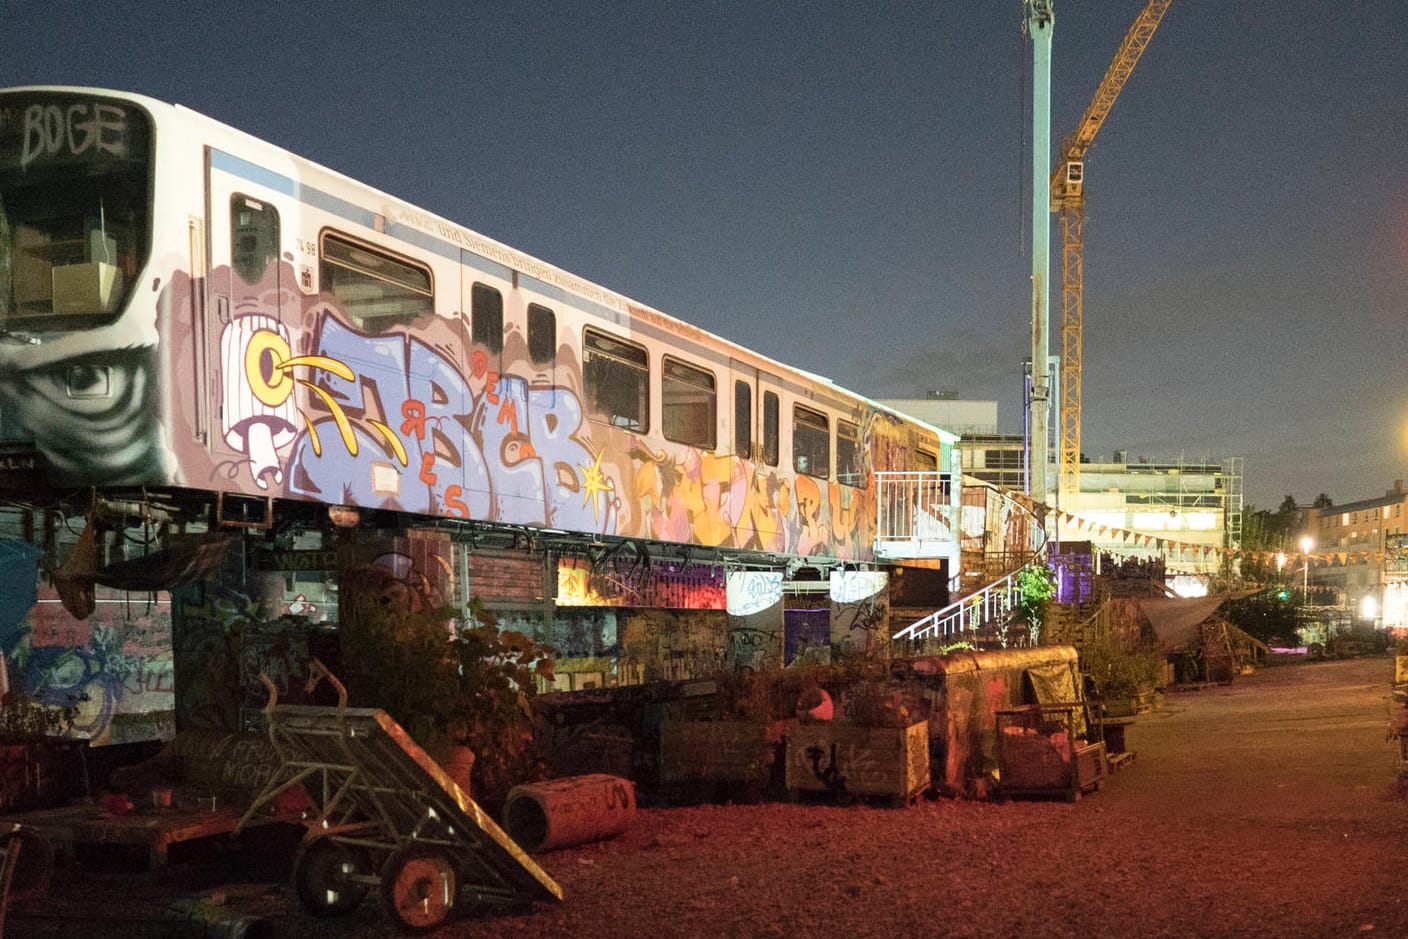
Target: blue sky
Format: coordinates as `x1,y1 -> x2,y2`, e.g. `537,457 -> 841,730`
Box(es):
3,1 -> 1405,508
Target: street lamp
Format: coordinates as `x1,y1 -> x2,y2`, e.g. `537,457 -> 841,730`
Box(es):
1299,534 -> 1314,596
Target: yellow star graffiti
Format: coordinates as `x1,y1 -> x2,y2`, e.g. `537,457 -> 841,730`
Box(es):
578,449 -> 615,523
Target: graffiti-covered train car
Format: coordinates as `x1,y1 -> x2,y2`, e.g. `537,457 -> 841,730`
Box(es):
0,86 -> 958,567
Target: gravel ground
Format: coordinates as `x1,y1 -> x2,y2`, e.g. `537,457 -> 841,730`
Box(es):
16,656 -> 1408,938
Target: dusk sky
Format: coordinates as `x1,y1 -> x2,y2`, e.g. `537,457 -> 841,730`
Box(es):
3,1 -> 1404,510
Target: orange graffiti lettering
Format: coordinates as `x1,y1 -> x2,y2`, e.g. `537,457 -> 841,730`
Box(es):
496,395 -> 520,434
400,399 -> 427,440
443,485 -> 470,519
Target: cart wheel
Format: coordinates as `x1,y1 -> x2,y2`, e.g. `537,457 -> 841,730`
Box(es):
292,838 -> 370,917
379,844 -> 458,933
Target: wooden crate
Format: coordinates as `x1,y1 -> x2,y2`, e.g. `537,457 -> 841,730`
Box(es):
784,721 -> 929,800
658,720 -> 777,784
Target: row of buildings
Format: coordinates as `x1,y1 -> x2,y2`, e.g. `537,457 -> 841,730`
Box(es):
1297,482 -> 1408,631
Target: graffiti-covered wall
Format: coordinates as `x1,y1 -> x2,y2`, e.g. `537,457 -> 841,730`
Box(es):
0,532 -> 174,746
726,572 -> 784,672
830,570 -> 890,657
20,587 -> 173,744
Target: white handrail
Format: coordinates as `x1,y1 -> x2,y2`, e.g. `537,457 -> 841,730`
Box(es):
891,562 -> 1037,643
891,478 -> 1049,645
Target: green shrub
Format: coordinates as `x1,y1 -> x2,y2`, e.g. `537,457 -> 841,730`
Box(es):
1080,638 -> 1162,699
337,590 -> 554,812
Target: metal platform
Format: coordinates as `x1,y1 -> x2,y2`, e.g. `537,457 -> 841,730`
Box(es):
239,675 -> 561,932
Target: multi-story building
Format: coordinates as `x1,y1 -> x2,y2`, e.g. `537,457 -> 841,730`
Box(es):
957,432 -> 1027,493
1302,481 -> 1408,628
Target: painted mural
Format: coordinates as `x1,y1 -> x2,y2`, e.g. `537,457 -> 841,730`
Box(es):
0,533 -> 172,745
10,586 -> 174,745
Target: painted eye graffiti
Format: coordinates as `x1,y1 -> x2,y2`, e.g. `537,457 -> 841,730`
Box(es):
66,363 -> 110,397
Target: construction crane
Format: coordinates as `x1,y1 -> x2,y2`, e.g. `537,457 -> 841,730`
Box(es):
1052,0 -> 1171,501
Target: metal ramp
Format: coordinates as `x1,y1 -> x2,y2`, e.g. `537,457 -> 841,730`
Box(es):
238,668 -> 561,932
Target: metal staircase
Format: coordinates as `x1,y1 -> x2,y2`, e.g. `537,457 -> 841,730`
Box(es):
890,478 -> 1049,651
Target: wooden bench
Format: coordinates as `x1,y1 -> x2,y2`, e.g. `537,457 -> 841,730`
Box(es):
3,802 -> 246,870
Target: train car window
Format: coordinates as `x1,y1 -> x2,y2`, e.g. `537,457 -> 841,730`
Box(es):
761,391 -> 779,466
793,406 -> 830,479
583,328 -> 649,431
0,92 -> 152,329
662,357 -> 716,449
914,449 -> 938,472
320,231 -> 433,333
837,420 -> 861,487
734,381 -> 752,459
231,194 -> 278,285
528,303 -> 556,364
471,282 -> 504,354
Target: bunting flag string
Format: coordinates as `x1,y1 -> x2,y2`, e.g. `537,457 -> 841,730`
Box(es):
1025,496 -> 1391,568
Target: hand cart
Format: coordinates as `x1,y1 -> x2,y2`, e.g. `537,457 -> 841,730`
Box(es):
237,662 -> 562,933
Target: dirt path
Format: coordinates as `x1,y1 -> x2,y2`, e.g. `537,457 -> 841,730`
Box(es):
20,657 -> 1408,938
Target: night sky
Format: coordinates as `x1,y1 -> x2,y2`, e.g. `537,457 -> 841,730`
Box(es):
3,1 -> 1404,510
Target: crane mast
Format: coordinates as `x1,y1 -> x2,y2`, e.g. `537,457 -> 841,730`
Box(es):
1053,0 -> 1171,501
1025,0 -> 1055,508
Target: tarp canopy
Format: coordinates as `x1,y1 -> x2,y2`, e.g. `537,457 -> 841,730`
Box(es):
917,645 -> 1078,676
52,522 -> 237,618
95,534 -> 236,591
1028,660 -> 1082,705
1138,593 -> 1255,652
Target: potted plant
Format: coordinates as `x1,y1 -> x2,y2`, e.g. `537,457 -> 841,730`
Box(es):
784,677 -> 930,803
337,590 -> 555,815
658,668 -> 779,798
1014,564 -> 1058,644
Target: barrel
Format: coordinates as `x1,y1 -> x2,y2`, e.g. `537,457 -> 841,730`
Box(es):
503,774 -> 636,853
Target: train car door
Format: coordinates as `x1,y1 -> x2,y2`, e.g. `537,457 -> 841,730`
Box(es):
729,361 -> 784,549
203,149 -> 301,492
727,361 -> 782,467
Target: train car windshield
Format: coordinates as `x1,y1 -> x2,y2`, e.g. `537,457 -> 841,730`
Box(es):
0,92 -> 151,330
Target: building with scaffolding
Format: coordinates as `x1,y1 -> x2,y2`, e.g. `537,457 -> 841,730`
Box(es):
877,400 -> 1243,590
1055,455 -> 1243,590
